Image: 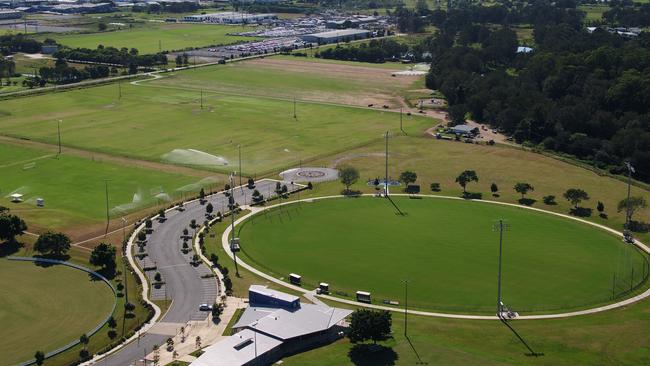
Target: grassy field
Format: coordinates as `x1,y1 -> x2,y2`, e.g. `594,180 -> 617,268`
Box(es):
39,23 -> 258,54
238,196 -> 647,314
0,143 -> 215,230
151,56 -> 423,106
299,135 -> 650,243
0,259 -> 115,366
0,79 -> 433,176
282,297 -> 650,366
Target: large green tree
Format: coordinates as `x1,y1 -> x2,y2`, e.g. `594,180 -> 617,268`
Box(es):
399,171 -> 418,185
617,196 -> 647,221
339,166 -> 360,193
514,182 -> 534,199
563,188 -> 590,208
90,242 -> 117,270
455,170 -> 479,193
0,210 -> 27,243
34,231 -> 71,257
348,309 -> 392,344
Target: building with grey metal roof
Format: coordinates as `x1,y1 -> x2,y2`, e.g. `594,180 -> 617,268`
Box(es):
191,285 -> 352,366
300,28 -> 371,44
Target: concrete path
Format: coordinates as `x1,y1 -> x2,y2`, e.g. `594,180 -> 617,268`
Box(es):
221,194 -> 650,321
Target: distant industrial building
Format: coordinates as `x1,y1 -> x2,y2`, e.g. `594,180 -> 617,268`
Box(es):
183,11 -> 277,24
0,9 -> 21,19
191,285 -> 352,366
326,16 -> 378,29
300,28 -> 371,44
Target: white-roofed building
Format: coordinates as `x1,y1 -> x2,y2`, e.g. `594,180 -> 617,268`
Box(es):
191,285 -> 352,366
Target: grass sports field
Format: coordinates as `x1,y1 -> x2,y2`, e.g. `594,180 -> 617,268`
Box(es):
152,57 -> 423,106
0,143 -> 214,229
238,197 -> 648,314
38,23 -> 258,54
0,259 -> 114,366
0,78 -> 432,175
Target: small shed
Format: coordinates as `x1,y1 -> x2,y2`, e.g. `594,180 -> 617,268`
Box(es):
356,291 -> 371,303
450,124 -> 474,136
10,193 -> 23,203
289,273 -> 301,285
319,282 -> 329,294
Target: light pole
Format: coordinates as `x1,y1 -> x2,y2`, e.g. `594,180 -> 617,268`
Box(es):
57,119 -> 62,156
230,173 -> 239,277
384,131 -> 389,197
493,219 -> 509,316
293,96 -> 297,119
402,279 -> 409,337
104,180 -> 110,236
238,144 -> 242,188
624,162 -> 635,242
121,217 -> 127,244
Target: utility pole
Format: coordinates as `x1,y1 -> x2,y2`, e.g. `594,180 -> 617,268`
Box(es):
57,119 -> 62,156
238,144 -> 242,188
400,107 -> 404,134
104,180 -> 110,236
494,219 -> 509,316
293,96 -> 297,119
384,131 -> 389,197
624,162 -> 635,242
403,279 -> 409,337
200,89 -> 203,109
230,173 -> 239,277
118,81 -> 122,99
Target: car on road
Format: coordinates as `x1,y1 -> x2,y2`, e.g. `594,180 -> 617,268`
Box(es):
199,303 -> 212,311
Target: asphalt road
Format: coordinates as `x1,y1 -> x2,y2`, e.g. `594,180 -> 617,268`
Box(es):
100,179 -> 300,366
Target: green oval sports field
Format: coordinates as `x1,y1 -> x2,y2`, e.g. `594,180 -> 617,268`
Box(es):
238,197 -> 649,314
0,260 -> 115,365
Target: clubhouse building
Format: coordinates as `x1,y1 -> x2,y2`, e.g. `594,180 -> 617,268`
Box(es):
191,285 -> 352,366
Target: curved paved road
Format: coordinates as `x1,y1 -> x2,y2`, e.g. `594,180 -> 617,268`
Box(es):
98,179 -> 299,366
222,194 -> 650,321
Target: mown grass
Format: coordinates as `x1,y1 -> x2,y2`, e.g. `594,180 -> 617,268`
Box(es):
0,80 -> 433,176
0,259 -> 115,366
302,135 -> 650,244
38,23 -> 258,54
0,143 -> 210,229
237,196 -> 647,314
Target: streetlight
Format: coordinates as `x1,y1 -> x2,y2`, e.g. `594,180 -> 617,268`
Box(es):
493,219 -> 509,317
384,131 -> 389,197
104,180 -> 110,236
121,217 -> 127,245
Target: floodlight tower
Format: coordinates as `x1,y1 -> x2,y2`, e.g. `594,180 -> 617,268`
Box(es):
56,119 -> 62,156
402,279 -> 409,337
229,172 -> 239,277
624,162 -> 635,243
384,131 -> 389,197
104,180 -> 111,236
493,219 -> 509,316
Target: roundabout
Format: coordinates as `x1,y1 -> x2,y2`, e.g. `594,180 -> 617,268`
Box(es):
225,195 -> 650,318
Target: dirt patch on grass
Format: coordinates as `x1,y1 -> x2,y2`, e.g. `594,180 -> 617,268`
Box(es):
243,58 -> 420,107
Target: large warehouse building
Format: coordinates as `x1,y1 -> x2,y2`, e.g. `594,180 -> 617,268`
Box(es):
300,28 -> 371,44
183,11 -> 276,24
